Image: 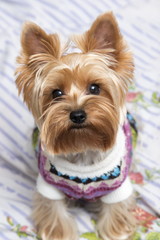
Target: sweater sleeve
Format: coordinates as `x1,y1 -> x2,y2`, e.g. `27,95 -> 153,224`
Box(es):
36,174 -> 65,200
101,177 -> 133,204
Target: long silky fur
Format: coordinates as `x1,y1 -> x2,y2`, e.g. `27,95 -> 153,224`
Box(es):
32,192 -> 78,240
16,12 -> 136,240
97,196 -> 137,240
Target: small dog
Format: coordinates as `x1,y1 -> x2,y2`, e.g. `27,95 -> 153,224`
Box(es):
16,12 -> 136,240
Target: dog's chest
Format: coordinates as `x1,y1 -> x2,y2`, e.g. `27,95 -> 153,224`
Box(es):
37,121 -> 133,201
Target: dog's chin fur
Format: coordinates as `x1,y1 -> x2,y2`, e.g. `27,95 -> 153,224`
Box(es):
41,100 -> 119,154
16,11 -> 136,240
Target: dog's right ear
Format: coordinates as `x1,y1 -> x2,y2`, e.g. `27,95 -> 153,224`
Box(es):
21,22 -> 60,58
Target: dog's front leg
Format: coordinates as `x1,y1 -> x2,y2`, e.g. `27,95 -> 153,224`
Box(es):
97,196 -> 136,240
32,192 -> 77,240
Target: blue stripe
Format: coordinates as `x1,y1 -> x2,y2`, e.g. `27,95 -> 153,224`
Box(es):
142,186 -> 160,201
15,200 -> 32,208
0,161 -> 26,175
0,113 -> 29,140
138,115 -> 160,130
151,46 -> 160,54
135,82 -> 154,92
3,0 -> 30,7
136,152 -> 159,165
137,102 -> 160,116
150,23 -> 160,31
132,42 -> 156,59
6,187 -> 15,193
0,97 -> 22,119
109,0 -> 124,8
0,160 -> 36,183
0,232 -> 10,240
0,142 -> 32,169
134,54 -> 150,65
137,161 -> 157,171
0,144 -> 36,178
135,64 -> 147,71
0,83 -> 28,110
0,71 -> 14,83
0,14 -> 12,27
0,130 -> 34,160
145,32 -> 160,44
121,29 -> 143,44
76,215 -> 93,232
138,129 -> 154,139
100,0 -> 112,8
17,193 -> 32,202
85,0 -> 110,13
141,73 -> 160,86
43,8 -> 75,29
15,180 -> 34,190
38,0 -> 82,28
71,0 -> 93,19
131,24 -> 144,33
0,7 -> 22,23
140,194 -> 155,206
115,13 -> 123,20
10,203 -> 28,217
145,179 -> 160,189
0,49 -> 4,54
3,61 -> 15,69
5,40 -> 15,47
0,25 -> 6,32
3,210 -> 19,225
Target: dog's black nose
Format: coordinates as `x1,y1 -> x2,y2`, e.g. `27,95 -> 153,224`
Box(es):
70,110 -> 86,124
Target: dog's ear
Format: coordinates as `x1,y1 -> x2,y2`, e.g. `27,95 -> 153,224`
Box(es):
88,12 -> 121,51
73,12 -> 134,80
15,23 -> 61,112
74,12 -> 122,54
21,22 -> 60,58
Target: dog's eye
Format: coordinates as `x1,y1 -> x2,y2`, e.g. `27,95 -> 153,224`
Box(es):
89,84 -> 100,95
52,89 -> 64,99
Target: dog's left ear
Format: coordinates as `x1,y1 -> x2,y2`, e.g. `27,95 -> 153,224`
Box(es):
73,12 -> 134,78
74,12 -> 124,55
88,12 -> 121,51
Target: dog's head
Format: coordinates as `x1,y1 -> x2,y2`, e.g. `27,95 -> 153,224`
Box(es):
16,12 -> 134,154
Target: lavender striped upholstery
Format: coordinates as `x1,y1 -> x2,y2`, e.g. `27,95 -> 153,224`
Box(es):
0,0 -> 160,239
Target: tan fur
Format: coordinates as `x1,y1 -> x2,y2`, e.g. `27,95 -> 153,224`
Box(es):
97,196 -> 137,240
15,12 -> 133,154
16,12 -> 136,240
32,192 -> 77,240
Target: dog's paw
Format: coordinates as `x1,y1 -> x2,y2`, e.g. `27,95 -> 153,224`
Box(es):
98,229 -> 134,240
40,217 -> 78,240
97,198 -> 136,240
97,215 -> 135,240
33,195 -> 78,240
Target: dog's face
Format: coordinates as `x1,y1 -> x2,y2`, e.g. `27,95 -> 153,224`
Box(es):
16,12 -> 134,154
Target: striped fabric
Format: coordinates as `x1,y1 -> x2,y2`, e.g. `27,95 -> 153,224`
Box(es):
0,0 -> 160,239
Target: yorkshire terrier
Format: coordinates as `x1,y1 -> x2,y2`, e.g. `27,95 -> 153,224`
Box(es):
16,12 -> 136,240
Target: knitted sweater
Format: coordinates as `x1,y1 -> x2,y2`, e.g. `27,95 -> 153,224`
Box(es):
35,119 -> 134,203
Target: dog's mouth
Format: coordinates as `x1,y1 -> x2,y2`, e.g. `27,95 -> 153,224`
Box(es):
70,124 -> 87,130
